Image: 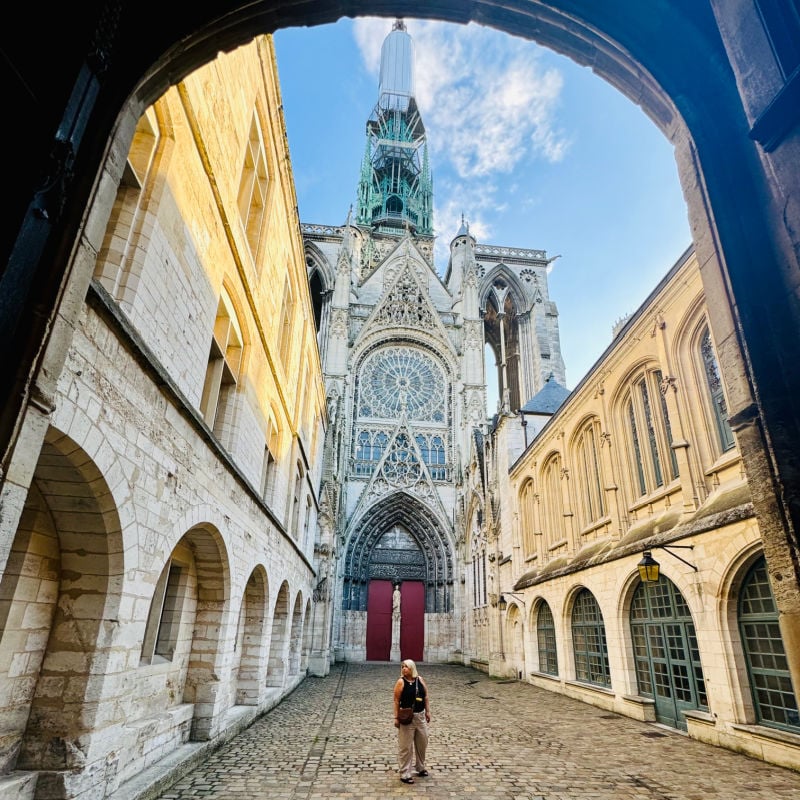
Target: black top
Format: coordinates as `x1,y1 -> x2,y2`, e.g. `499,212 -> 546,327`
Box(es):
399,677 -> 426,712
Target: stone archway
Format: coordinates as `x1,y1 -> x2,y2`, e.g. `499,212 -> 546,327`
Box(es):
2,0 -> 798,701
2,429 -> 124,780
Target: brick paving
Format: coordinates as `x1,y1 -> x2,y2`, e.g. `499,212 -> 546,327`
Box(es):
156,663 -> 800,799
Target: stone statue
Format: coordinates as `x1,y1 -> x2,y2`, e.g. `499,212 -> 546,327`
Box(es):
392,584 -> 401,613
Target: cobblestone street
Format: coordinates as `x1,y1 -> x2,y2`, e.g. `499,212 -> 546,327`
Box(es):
147,663 -> 800,799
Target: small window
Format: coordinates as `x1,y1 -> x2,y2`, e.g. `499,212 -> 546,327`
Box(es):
291,463 -> 305,539
200,290 -> 243,438
237,112 -> 269,258
261,446 -> 277,504
303,496 -> 313,549
141,560 -> 186,664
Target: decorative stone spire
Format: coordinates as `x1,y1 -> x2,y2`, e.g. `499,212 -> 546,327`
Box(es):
356,19 -> 433,235
445,214 -> 477,299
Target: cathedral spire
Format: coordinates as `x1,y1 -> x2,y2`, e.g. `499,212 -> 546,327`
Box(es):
356,19 -> 433,236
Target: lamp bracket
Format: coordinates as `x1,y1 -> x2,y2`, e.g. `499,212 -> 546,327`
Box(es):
500,591 -> 526,607
656,544 -> 698,572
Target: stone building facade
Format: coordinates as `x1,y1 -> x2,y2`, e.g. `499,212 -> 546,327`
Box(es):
303,20 -> 565,666
471,247 -> 800,769
0,36 -> 326,799
2,3 -> 800,797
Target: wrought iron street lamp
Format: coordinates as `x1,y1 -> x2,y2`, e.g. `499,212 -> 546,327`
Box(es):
638,545 -> 698,582
498,591 -> 527,611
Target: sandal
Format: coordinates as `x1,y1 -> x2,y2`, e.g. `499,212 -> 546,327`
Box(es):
400,777 -> 415,784
417,770 -> 429,777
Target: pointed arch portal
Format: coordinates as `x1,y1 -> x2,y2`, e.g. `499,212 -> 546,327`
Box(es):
343,491 -> 453,616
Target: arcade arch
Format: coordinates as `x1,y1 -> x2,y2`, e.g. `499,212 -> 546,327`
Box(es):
1,0 -> 799,759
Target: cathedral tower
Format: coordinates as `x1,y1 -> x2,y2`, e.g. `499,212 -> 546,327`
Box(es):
302,19 -> 566,670
356,19 -> 433,236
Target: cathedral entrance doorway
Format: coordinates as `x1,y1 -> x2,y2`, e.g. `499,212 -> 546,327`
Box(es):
399,581 -> 424,662
366,580 -> 393,660
365,579 -> 425,662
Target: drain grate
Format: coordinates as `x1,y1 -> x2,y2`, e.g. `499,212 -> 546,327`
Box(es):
599,714 -> 618,719
479,695 -> 496,700
641,731 -> 667,738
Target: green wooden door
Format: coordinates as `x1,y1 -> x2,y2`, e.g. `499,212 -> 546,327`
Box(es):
631,577 -> 707,731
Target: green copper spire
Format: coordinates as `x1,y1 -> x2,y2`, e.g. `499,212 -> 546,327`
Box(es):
356,19 -> 433,236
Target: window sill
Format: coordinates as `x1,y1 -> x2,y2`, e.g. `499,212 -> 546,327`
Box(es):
621,693 -> 655,708
750,66 -> 800,152
683,708 -> 714,725
628,480 -> 682,516
529,670 -> 560,683
579,516 -> 612,538
565,679 -> 614,697
730,722 -> 800,747
703,448 -> 740,477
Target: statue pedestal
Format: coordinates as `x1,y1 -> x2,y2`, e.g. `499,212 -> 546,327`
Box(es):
390,611 -> 401,662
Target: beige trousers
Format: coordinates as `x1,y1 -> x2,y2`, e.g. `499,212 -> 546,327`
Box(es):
397,711 -> 428,779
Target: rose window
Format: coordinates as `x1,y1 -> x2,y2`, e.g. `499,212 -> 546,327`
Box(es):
358,347 -> 445,422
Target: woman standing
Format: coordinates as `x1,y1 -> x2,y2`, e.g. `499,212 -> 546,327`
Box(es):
393,659 -> 431,784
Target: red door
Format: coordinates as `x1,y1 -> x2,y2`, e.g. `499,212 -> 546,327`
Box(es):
366,580 -> 393,661
400,581 -> 424,662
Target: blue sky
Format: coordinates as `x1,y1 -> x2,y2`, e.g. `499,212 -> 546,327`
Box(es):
274,17 -> 692,391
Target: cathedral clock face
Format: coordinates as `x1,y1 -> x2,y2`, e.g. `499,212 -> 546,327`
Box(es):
358,346 -> 446,422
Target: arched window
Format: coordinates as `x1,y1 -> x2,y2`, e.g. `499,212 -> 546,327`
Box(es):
571,589 -> 610,687
536,601 -> 558,676
541,454 -> 564,549
278,275 -> 295,369
354,345 -> 450,481
260,411 -> 281,506
738,556 -> 800,732
574,418 -> 605,528
141,558 -> 188,664
519,479 -> 537,556
94,109 -> 159,302
621,368 -> 677,499
430,436 -> 446,480
415,434 -> 430,463
699,326 -> 735,454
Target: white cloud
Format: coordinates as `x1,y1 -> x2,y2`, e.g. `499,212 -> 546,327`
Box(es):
352,18 -> 571,251
353,18 -> 570,178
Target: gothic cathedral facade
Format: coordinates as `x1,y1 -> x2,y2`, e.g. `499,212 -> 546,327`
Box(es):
303,20 -> 566,666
